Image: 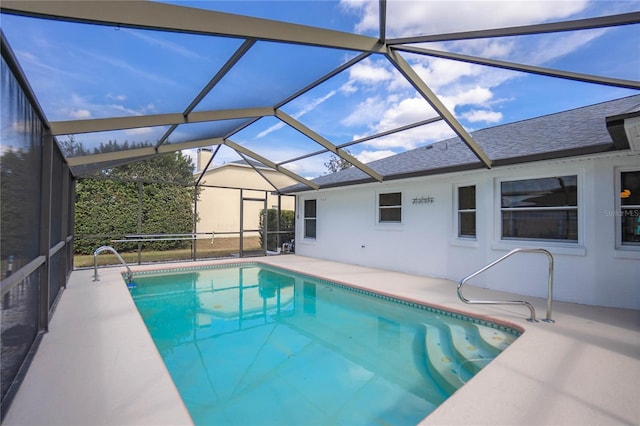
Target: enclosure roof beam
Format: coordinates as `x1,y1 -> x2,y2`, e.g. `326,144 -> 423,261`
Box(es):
275,51 -> 372,110
278,115 -> 443,166
49,107 -> 274,136
195,145 -> 222,186
379,0 -> 387,43
396,46 -> 640,90
0,1 -> 386,53
236,151 -> 280,193
387,11 -> 640,44
155,39 -> 257,150
275,110 -> 384,182
225,140 -> 319,190
386,48 -> 492,168
66,138 -> 225,167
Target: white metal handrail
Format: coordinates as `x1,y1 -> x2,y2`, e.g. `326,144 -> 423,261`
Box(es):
93,245 -> 133,285
457,248 -> 554,323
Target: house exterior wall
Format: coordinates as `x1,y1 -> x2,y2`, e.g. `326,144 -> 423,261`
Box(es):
196,164 -> 296,237
294,151 -> 640,310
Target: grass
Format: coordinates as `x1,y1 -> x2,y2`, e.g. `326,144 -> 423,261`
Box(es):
74,237 -> 262,268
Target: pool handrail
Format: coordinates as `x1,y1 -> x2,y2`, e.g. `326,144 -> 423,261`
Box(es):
457,248 -> 554,323
93,245 -> 133,284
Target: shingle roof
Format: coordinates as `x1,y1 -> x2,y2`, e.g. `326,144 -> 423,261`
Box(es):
229,159 -> 269,168
284,95 -> 640,193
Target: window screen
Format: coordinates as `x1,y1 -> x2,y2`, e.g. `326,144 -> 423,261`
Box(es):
501,176 -> 578,241
304,199 -> 316,239
620,170 -> 640,246
458,185 -> 476,238
379,192 -> 402,223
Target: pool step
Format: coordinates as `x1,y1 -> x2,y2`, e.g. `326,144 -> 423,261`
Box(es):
443,322 -> 495,374
423,320 -> 471,394
423,317 -> 515,394
476,325 -> 515,354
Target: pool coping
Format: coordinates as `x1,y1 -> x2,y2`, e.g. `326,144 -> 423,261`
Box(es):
4,255 -> 639,425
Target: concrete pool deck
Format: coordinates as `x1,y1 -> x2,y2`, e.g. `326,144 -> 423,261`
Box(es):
3,255 -> 639,425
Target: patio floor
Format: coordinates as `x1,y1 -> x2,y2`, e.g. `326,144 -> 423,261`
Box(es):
3,255 -> 639,425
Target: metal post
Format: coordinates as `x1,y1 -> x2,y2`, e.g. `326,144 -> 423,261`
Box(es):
277,194 -> 282,252
38,130 -> 53,332
263,194 -> 268,254
239,189 -> 244,257
137,180 -> 142,265
543,251 -> 555,323
69,178 -> 76,271
60,163 -> 70,287
193,185 -> 198,261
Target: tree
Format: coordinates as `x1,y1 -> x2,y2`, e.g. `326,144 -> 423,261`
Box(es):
72,143 -> 198,254
324,149 -> 353,174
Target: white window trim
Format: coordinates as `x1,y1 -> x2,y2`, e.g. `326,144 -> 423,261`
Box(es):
375,189 -> 403,229
301,197 -> 317,241
614,166 -> 640,254
453,183 -> 477,243
492,171 -> 586,255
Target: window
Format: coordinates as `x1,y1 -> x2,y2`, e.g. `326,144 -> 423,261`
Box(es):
619,170 -> 640,247
378,192 -> 402,223
457,185 -> 476,238
501,175 -> 578,241
304,199 -> 316,239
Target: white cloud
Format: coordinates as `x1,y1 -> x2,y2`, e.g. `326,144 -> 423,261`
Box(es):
125,127 -> 155,136
410,58 -> 482,91
517,29 -> 607,66
56,92 -> 157,121
360,121 -> 455,150
109,103 -> 156,117
339,80 -> 358,94
69,109 -> 91,119
256,121 -> 286,139
441,39 -> 517,60
446,86 -> 494,106
461,109 -> 503,123
376,96 -> 438,130
340,96 -> 387,127
349,58 -> 395,84
122,29 -> 208,61
107,93 -> 127,102
75,47 -> 185,89
355,149 -> 397,163
16,49 -> 90,83
346,0 -> 590,37
295,90 -> 337,117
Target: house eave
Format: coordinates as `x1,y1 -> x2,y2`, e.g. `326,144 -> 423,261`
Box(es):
282,143 -> 622,194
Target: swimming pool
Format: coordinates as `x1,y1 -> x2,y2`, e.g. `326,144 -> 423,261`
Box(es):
128,263 -> 519,426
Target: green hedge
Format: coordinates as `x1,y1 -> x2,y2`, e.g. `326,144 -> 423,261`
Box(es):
74,179 -> 195,255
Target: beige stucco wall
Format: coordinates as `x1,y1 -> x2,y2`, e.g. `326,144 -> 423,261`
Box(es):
195,163 -> 297,238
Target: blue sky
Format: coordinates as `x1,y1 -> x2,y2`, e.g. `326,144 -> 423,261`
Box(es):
2,0 -> 639,178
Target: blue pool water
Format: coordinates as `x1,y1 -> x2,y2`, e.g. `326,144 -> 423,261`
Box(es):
128,263 -> 519,426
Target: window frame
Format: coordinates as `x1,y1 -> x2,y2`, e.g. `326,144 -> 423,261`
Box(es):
377,191 -> 403,225
495,172 -> 582,247
615,167 -> 640,251
303,198 -> 317,240
456,184 -> 477,240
